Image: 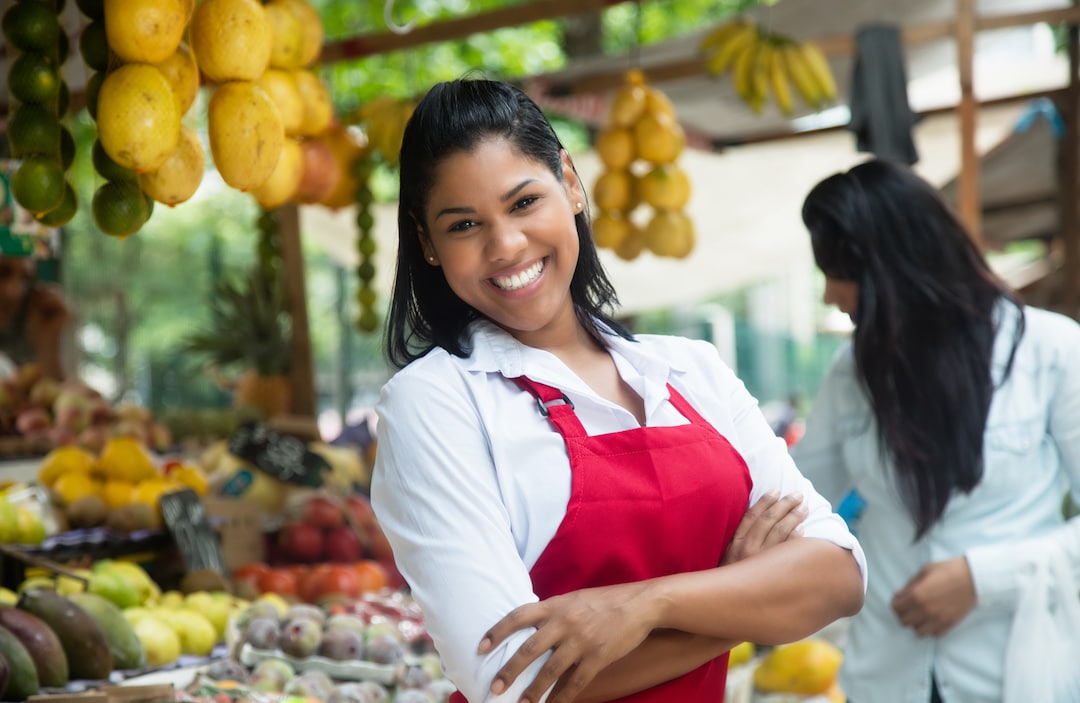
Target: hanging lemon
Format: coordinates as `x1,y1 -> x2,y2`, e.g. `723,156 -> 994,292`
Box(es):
96,63 -> 182,173
207,81 -> 285,191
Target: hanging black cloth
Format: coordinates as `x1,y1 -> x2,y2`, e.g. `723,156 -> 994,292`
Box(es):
848,23 -> 919,165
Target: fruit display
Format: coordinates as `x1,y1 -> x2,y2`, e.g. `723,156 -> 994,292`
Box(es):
591,69 -> 695,261
725,637 -> 846,703
2,0 -> 79,227
700,18 -> 838,115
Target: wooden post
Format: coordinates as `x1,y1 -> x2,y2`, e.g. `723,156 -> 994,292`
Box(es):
276,204 -> 317,418
955,0 -> 981,245
1064,6 -> 1080,318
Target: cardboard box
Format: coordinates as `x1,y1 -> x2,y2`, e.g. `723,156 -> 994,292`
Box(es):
203,496 -> 265,572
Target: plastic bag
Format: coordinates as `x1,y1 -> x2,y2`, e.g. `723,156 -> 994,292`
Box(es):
1003,547 -> 1080,702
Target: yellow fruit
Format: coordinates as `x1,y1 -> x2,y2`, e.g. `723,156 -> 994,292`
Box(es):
56,568 -> 92,596
285,0 -> 323,67
595,126 -> 635,170
637,164 -> 691,211
252,136 -> 303,208
139,125 -> 205,206
644,210 -> 695,259
52,472 -> 101,506
613,221 -> 647,261
153,43 -> 200,115
643,86 -> 676,120
591,211 -> 632,250
256,68 -> 304,136
592,169 -> 635,212
208,81 -> 285,192
189,0 -> 272,83
133,616 -> 181,666
97,63 -> 182,173
753,638 -> 843,696
609,70 -> 647,127
728,641 -> 756,668
0,588 -> 17,606
104,0 -> 187,64
99,436 -> 159,483
170,465 -> 209,497
100,480 -> 134,508
38,446 -> 97,487
825,680 -> 846,703
634,112 -> 685,165
318,123 -> 367,210
157,590 -> 184,610
292,68 -> 333,137
0,501 -> 18,543
264,0 -> 304,69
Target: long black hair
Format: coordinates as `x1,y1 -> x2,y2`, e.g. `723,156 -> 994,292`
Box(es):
802,159 -> 1025,538
385,78 -> 631,369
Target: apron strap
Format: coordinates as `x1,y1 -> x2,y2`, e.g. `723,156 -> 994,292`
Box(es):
510,376 -> 588,438
665,384 -> 717,435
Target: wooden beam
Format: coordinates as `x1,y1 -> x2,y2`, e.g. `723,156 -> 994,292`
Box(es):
1063,6 -> 1080,317
319,0 -> 631,63
276,204 -> 317,418
956,0 -> 981,244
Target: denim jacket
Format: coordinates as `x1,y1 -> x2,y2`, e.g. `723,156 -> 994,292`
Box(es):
791,302 -> 1080,703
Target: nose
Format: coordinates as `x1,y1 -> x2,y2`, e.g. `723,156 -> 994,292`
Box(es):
484,217 -> 528,261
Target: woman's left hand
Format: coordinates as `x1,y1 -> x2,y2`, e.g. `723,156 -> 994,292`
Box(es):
891,556 -> 976,637
478,582 -> 655,703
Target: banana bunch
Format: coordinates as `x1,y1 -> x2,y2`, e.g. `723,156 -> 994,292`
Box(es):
700,19 -> 838,115
351,96 -> 416,166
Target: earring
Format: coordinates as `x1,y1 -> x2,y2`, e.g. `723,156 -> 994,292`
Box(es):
576,202 -> 583,211
427,255 -> 436,263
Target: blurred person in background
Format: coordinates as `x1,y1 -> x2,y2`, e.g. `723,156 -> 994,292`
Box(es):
0,255 -> 70,380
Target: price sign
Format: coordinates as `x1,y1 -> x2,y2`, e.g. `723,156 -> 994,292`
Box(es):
159,489 -> 226,574
227,421 -> 329,487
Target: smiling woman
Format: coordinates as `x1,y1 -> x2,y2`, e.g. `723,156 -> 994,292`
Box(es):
369,78 -> 866,703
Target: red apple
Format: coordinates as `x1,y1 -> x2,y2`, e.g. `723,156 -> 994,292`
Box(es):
324,525 -> 363,563
302,495 -> 345,530
279,522 -> 326,563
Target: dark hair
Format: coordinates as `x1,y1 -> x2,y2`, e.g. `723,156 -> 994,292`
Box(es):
385,78 -> 631,368
802,159 -> 1024,538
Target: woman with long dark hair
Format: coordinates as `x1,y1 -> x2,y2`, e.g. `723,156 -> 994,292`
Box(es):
786,159 -> 1080,703
370,78 -> 865,703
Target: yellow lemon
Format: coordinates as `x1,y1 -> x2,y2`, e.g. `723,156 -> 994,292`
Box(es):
634,111 -> 686,165
99,437 -> 159,483
0,501 -> 18,543
189,0 -> 272,83
101,479 -> 135,509
52,472 -> 101,505
256,68 -> 303,136
637,164 -> 691,211
133,616 -> 182,666
285,0 -> 323,67
728,641 -> 756,668
208,81 -> 285,192
152,42 -> 200,115
96,63 -> 181,173
609,70 -> 647,127
38,445 -> 97,487
644,209 -> 695,259
104,0 -> 187,64
592,211 -> 632,250
251,136 -> 303,209
592,169 -> 635,212
14,508 -> 47,545
264,0 -> 304,69
171,465 -> 209,497
595,126 -> 636,170
139,125 -> 205,207
292,68 -> 333,137
613,222 -> 647,262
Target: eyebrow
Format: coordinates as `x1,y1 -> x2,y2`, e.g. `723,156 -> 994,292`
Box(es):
434,179 -> 537,219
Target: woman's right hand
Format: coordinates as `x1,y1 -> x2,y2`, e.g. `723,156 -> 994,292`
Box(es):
721,491 -> 807,565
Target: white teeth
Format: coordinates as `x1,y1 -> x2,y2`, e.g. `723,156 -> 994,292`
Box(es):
492,260 -> 544,291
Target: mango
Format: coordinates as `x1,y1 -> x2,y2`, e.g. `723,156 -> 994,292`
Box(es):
68,592 -> 147,670
752,638 -> 843,696
0,606 -> 68,687
0,624 -> 39,700
16,588 -> 113,680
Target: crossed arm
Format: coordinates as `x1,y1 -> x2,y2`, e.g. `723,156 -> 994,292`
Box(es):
481,493 -> 864,703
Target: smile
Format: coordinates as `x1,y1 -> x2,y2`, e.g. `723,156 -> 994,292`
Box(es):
491,259 -> 544,291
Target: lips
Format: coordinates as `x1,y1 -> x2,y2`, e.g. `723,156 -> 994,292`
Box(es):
490,259 -> 544,291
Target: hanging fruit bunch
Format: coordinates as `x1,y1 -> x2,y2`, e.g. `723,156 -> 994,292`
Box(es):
700,18 -> 838,115
3,0 -> 78,227
592,69 -> 694,261
353,161 -> 378,333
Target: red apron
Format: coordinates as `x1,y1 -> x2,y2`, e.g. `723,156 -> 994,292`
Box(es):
451,377 -> 752,702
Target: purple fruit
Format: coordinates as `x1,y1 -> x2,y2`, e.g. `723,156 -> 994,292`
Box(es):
204,657 -> 248,682
285,604 -> 327,627
399,663 -> 434,689
279,617 -> 323,658
243,616 -> 281,650
364,631 -> 405,665
318,627 -> 366,661
284,669 -> 334,698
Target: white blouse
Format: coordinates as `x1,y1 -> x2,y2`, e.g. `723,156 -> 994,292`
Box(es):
372,320 -> 866,702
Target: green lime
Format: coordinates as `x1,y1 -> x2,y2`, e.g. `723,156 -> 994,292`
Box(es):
8,103 -> 61,158
2,3 -> 60,53
84,70 -> 104,120
11,156 -> 66,215
357,259 -> 376,282
356,307 -> 381,333
75,0 -> 104,20
357,285 -> 377,307
34,180 -> 78,227
8,51 -> 61,104
79,19 -> 109,72
357,235 -> 377,257
92,181 -> 149,238
356,209 -> 374,231
92,139 -> 136,182
59,126 -> 75,169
